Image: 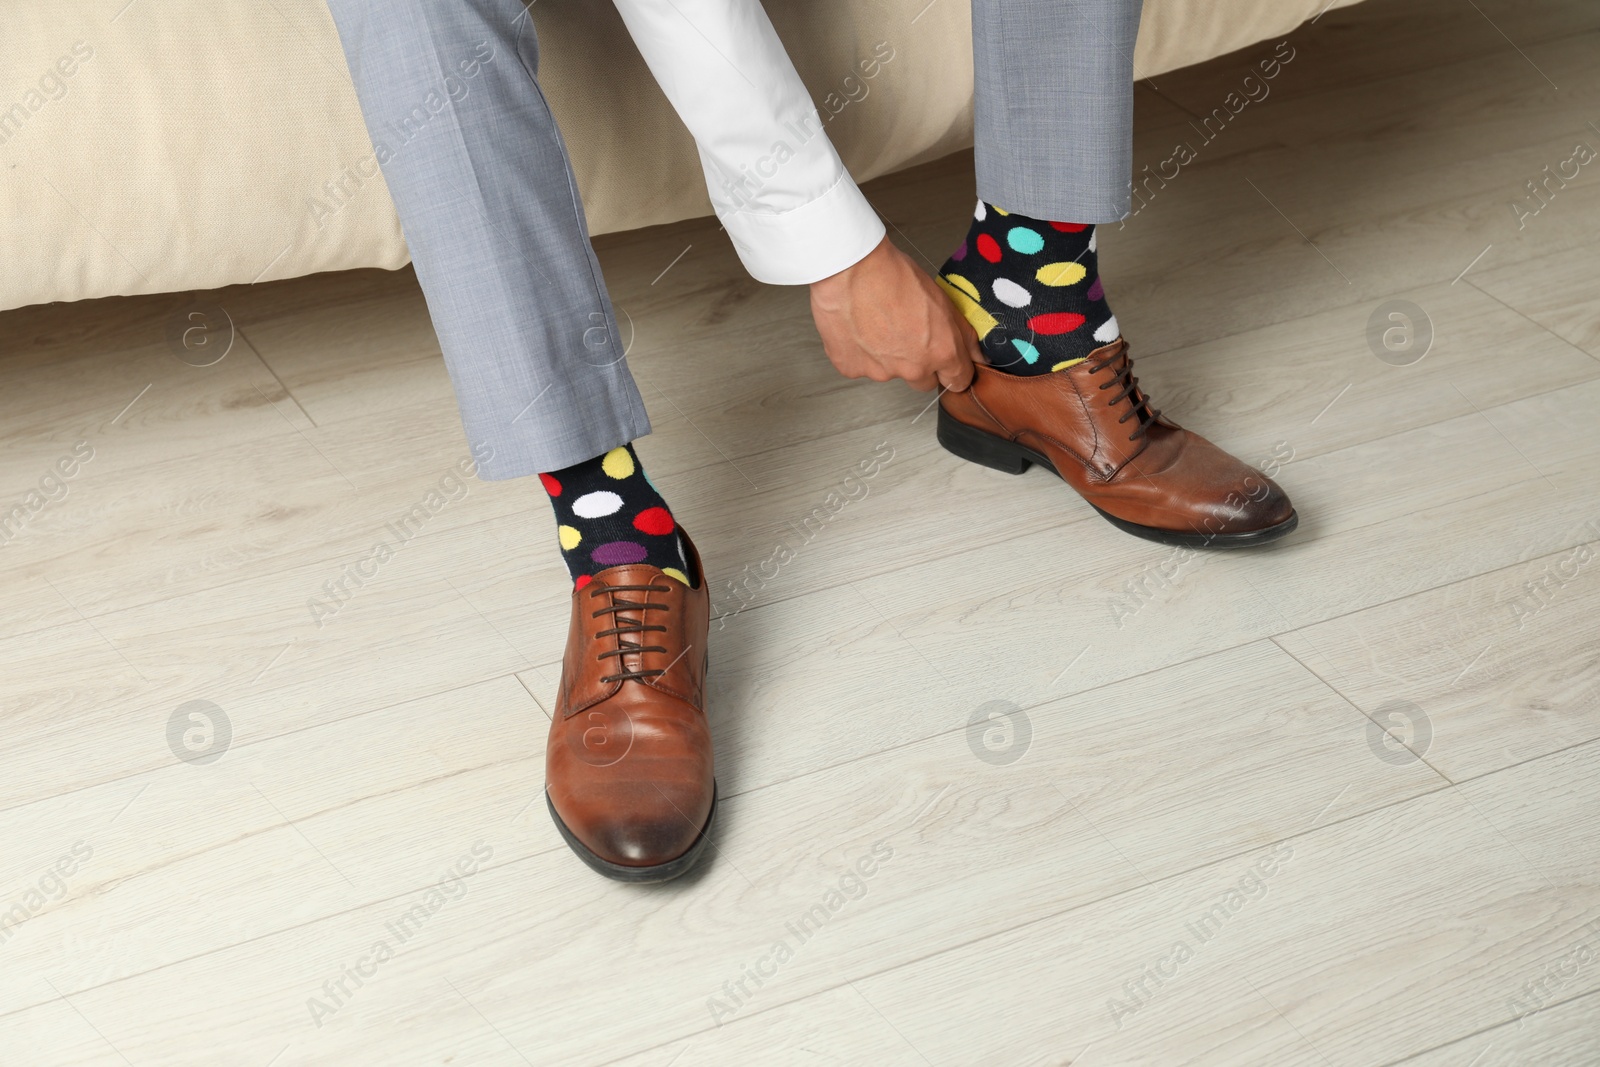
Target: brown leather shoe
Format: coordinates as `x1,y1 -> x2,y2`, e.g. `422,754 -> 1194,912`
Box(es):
545,533 -> 715,882
938,339 -> 1297,547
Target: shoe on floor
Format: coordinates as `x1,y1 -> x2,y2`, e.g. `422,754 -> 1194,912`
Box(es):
545,533 -> 715,882
938,338 -> 1297,547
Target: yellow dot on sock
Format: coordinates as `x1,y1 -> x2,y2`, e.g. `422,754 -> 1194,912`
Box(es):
601,447 -> 635,479
558,525 -> 582,550
992,205 -> 1010,216
1051,358 -> 1087,373
661,567 -> 690,586
1036,262 -> 1088,287
943,272 -> 981,301
935,277 -> 999,340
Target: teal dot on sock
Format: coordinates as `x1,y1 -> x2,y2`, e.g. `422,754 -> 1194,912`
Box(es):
1007,227 -> 1045,254
1011,338 -> 1041,364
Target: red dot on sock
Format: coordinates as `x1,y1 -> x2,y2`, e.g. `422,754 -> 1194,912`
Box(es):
1050,221 -> 1089,233
574,574 -> 592,590
977,233 -> 1003,263
538,473 -> 562,496
633,506 -> 675,536
1028,312 -> 1087,335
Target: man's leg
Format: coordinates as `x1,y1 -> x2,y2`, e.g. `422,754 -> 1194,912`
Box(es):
325,0 -> 648,479
971,0 -> 1144,224
326,0 -> 715,879
940,0 -> 1140,375
936,0 -> 1297,546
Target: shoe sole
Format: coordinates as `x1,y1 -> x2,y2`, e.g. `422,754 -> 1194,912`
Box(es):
545,784 -> 717,884
937,406 -> 1299,549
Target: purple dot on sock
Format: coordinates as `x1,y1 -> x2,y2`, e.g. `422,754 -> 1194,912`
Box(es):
950,241 -> 968,262
592,540 -> 648,567
1087,278 -> 1104,301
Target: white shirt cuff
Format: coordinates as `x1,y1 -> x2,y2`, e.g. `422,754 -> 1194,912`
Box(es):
716,173 -> 886,286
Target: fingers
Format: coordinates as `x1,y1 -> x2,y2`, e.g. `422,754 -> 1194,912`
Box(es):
936,319 -> 979,392
935,350 -> 974,393
937,366 -> 972,393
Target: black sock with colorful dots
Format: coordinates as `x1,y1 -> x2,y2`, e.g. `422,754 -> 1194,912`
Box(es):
539,444 -> 695,589
937,200 -> 1120,375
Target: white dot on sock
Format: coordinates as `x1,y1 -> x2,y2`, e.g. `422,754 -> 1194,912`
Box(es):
1093,315 -> 1120,343
992,278 -> 1032,308
974,199 -> 987,222
572,490 -> 623,518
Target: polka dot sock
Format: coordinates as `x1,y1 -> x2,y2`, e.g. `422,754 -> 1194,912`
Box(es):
538,444 -> 696,589
936,200 -> 1119,375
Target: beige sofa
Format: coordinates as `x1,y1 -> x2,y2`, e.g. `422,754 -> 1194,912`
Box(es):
0,0 -> 1361,313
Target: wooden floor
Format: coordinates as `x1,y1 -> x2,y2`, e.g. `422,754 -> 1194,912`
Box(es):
4,0 -> 1600,1063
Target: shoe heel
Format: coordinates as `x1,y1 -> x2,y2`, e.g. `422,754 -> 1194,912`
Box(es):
937,405 -> 1032,475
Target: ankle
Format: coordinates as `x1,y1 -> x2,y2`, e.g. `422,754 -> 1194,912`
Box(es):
539,444 -> 693,589
938,200 -> 1118,376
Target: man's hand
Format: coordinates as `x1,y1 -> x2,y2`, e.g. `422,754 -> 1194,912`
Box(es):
809,236 -> 982,393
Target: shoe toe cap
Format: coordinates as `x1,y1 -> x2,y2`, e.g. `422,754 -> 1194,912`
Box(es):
589,812 -> 704,867
550,778 -> 712,869
1166,433 -> 1295,534
1231,477 -> 1295,532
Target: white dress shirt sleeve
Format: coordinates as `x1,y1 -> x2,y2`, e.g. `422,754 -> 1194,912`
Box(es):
609,0 -> 886,285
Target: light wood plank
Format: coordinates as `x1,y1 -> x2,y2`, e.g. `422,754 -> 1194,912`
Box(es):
1402,990 -> 1600,1067
0,676 -> 546,1011
1276,528 -> 1600,782
0,548 -> 534,812
1471,242 -> 1600,358
0,641 -> 1432,1065
845,743 -> 1600,1067
1106,32 -> 1600,355
1151,0 -> 1599,119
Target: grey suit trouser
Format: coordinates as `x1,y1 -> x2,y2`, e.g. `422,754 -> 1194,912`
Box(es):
325,0 -> 1143,481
